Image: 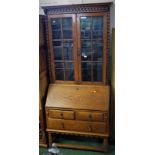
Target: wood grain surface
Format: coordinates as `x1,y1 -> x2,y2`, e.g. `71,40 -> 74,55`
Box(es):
46,84 -> 110,111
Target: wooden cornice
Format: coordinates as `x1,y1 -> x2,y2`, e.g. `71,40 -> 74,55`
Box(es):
42,3 -> 112,15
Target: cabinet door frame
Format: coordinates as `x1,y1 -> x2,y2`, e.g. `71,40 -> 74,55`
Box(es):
77,13 -> 108,84
48,13 -> 108,85
48,14 -> 78,83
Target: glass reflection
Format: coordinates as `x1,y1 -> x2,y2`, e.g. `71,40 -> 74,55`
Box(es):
80,17 -> 91,30
51,18 -> 61,30
81,40 -> 91,48
81,48 -> 91,61
81,30 -> 91,39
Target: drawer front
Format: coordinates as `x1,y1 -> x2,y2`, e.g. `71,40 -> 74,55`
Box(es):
47,118 -> 107,134
76,111 -> 108,122
47,118 -> 65,130
91,122 -> 107,133
48,109 -> 74,120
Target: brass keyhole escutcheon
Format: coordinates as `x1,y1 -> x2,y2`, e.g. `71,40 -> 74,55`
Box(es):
91,90 -> 97,93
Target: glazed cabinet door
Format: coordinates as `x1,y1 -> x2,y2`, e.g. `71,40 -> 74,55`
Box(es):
48,13 -> 108,84
48,14 -> 78,82
77,13 -> 107,84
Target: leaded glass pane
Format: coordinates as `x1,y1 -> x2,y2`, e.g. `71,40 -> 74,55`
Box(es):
51,18 -> 62,39
64,62 -> 74,69
55,62 -> 63,69
52,30 -> 62,39
62,18 -> 72,39
81,30 -> 91,39
51,18 -> 61,30
82,62 -> 91,81
92,30 -> 103,39
55,69 -> 64,80
80,17 -> 91,30
62,18 -> 72,29
65,69 -> 74,81
81,48 -> 91,61
92,40 -> 103,47
51,17 -> 74,81
93,62 -> 102,81
63,30 -> 72,39
92,17 -> 103,30
92,47 -> 103,61
53,48 -> 62,60
63,41 -> 73,60
81,40 -> 91,48
53,41 -> 62,60
80,16 -> 104,82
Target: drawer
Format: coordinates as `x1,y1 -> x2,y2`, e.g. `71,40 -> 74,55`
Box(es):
47,118 -> 107,134
76,111 -> 108,122
91,122 -> 107,133
48,109 -> 74,120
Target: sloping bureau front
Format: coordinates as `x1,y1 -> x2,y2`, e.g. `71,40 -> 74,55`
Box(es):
46,84 -> 109,110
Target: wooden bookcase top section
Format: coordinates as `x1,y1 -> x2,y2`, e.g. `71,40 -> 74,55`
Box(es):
46,84 -> 110,111
42,3 -> 112,15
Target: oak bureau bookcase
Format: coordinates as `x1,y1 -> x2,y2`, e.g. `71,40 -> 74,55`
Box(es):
42,3 -> 111,152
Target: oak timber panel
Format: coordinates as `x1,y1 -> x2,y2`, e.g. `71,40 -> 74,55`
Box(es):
48,109 -> 74,120
47,118 -> 107,134
46,84 -> 110,111
76,111 -> 106,122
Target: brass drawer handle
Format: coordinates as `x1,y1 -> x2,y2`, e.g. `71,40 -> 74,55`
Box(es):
91,90 -> 96,93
